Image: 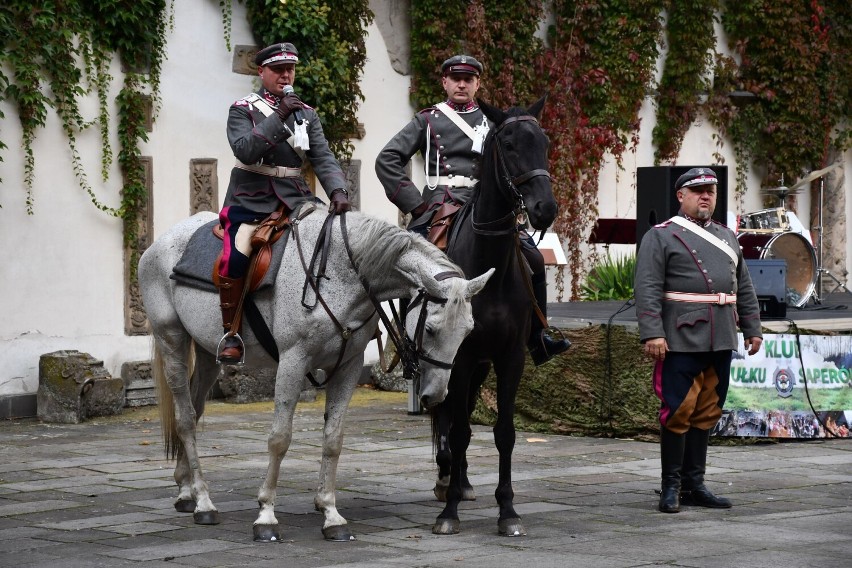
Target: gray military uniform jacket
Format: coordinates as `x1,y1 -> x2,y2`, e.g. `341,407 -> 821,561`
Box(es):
634,212 -> 763,352
375,104 -> 492,227
223,89 -> 347,215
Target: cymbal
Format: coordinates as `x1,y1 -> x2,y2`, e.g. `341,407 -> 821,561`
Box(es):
789,162 -> 844,190
761,186 -> 800,194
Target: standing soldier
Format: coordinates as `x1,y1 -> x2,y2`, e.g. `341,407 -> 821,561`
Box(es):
217,42 -> 351,364
634,167 -> 763,513
375,55 -> 570,365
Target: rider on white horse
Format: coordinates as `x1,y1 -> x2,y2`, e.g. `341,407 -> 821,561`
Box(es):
217,42 -> 351,363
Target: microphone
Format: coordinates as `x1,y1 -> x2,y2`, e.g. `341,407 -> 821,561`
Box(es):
281,84 -> 304,124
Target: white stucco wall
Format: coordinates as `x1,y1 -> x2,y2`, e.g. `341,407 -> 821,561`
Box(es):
0,1 -> 850,397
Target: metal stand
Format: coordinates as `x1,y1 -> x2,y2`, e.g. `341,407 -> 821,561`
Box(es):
811,177 -> 852,304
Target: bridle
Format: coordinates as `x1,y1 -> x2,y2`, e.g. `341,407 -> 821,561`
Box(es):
338,215 -> 461,381
293,212 -> 461,387
471,115 -> 551,236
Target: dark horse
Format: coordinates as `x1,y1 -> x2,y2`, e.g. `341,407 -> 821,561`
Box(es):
431,97 -> 558,536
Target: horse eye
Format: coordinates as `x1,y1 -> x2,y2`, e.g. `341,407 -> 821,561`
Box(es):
425,325 -> 436,336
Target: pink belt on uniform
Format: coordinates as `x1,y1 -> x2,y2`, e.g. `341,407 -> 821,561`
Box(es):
664,291 -> 737,305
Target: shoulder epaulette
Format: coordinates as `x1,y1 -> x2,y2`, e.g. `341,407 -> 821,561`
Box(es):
233,92 -> 261,107
653,220 -> 673,228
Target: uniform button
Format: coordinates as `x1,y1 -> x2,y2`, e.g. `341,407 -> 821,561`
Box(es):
697,259 -> 703,264
711,290 -> 716,293
692,250 -> 697,254
446,164 -> 452,169
436,134 -> 441,139
439,146 -> 445,150
708,279 -> 713,283
702,269 -> 708,274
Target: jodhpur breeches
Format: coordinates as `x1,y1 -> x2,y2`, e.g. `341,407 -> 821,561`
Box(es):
654,351 -> 734,434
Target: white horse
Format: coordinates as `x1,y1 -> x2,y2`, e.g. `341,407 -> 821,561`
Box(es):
138,206 -> 492,541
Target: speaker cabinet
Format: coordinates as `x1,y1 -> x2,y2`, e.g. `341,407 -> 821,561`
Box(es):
636,165 -> 728,247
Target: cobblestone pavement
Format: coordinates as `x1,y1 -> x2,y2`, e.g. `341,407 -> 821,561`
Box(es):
1,389 -> 851,568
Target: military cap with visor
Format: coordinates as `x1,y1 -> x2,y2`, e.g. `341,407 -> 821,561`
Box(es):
255,43 -> 299,67
674,167 -> 718,191
441,55 -> 483,76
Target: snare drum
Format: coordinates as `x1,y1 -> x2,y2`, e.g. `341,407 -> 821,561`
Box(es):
737,231 -> 817,306
739,208 -> 790,233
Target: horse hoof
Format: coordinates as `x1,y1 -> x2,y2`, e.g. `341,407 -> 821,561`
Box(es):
432,518 -> 460,535
193,510 -> 220,525
498,518 -> 526,537
174,499 -> 196,513
433,485 -> 448,502
253,524 -> 281,542
461,486 -> 476,501
323,525 -> 356,541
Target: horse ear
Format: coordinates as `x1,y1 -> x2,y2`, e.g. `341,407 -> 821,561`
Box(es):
477,98 -> 504,125
527,94 -> 548,120
464,268 -> 495,299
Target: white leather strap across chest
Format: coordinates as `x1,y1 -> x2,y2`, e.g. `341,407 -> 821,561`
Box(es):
669,216 -> 739,266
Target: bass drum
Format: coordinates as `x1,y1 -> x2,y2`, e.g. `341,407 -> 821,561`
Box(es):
737,231 -> 817,307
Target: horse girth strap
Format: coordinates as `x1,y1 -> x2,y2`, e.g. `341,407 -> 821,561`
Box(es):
515,232 -> 549,331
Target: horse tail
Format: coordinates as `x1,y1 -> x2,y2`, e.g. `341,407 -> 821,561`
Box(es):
153,338 -> 196,460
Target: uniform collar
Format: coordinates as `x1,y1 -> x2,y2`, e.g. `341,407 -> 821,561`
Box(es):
443,99 -> 478,112
680,211 -> 711,228
261,89 -> 280,107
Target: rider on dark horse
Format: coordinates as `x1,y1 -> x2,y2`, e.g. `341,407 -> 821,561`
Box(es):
217,42 -> 352,363
376,55 -> 570,365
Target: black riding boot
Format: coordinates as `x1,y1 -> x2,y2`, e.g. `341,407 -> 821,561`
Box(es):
680,427 -> 732,508
659,427 -> 685,513
527,272 -> 571,366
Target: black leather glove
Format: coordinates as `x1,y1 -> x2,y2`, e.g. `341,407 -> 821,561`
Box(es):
276,93 -> 304,120
329,189 -> 352,215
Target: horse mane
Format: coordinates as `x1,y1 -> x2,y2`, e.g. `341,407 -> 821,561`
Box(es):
347,214 -> 462,283
347,215 -> 470,326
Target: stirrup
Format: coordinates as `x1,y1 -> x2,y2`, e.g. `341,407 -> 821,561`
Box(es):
216,332 -> 245,365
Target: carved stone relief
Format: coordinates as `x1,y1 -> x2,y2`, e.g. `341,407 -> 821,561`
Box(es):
125,157 -> 153,336
190,158 -> 219,214
371,0 -> 412,75
233,45 -> 260,76
342,159 -> 362,210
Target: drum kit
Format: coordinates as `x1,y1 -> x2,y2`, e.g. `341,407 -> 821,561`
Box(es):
737,163 -> 846,307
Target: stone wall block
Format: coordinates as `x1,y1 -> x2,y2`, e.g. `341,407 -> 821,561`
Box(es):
38,350 -> 124,423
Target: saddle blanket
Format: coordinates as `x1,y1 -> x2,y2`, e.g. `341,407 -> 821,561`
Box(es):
170,219 -> 290,293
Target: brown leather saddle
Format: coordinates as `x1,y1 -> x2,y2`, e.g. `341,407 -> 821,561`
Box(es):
211,207 -> 291,292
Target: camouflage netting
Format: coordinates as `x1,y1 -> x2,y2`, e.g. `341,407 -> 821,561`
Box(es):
471,325 -> 660,439
372,325 -> 661,439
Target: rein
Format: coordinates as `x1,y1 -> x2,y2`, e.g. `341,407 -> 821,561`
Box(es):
292,210 -> 461,387
339,214 -> 461,383
471,115 -> 551,237
472,113 -> 553,331
292,210 -> 376,386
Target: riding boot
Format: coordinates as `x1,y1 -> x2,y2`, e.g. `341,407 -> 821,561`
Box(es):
217,275 -> 246,364
659,427 -> 685,513
680,427 -> 732,508
527,273 -> 571,366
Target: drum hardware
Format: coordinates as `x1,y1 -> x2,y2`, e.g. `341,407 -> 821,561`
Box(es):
760,175 -> 801,209
737,231 -> 816,307
808,169 -> 851,303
